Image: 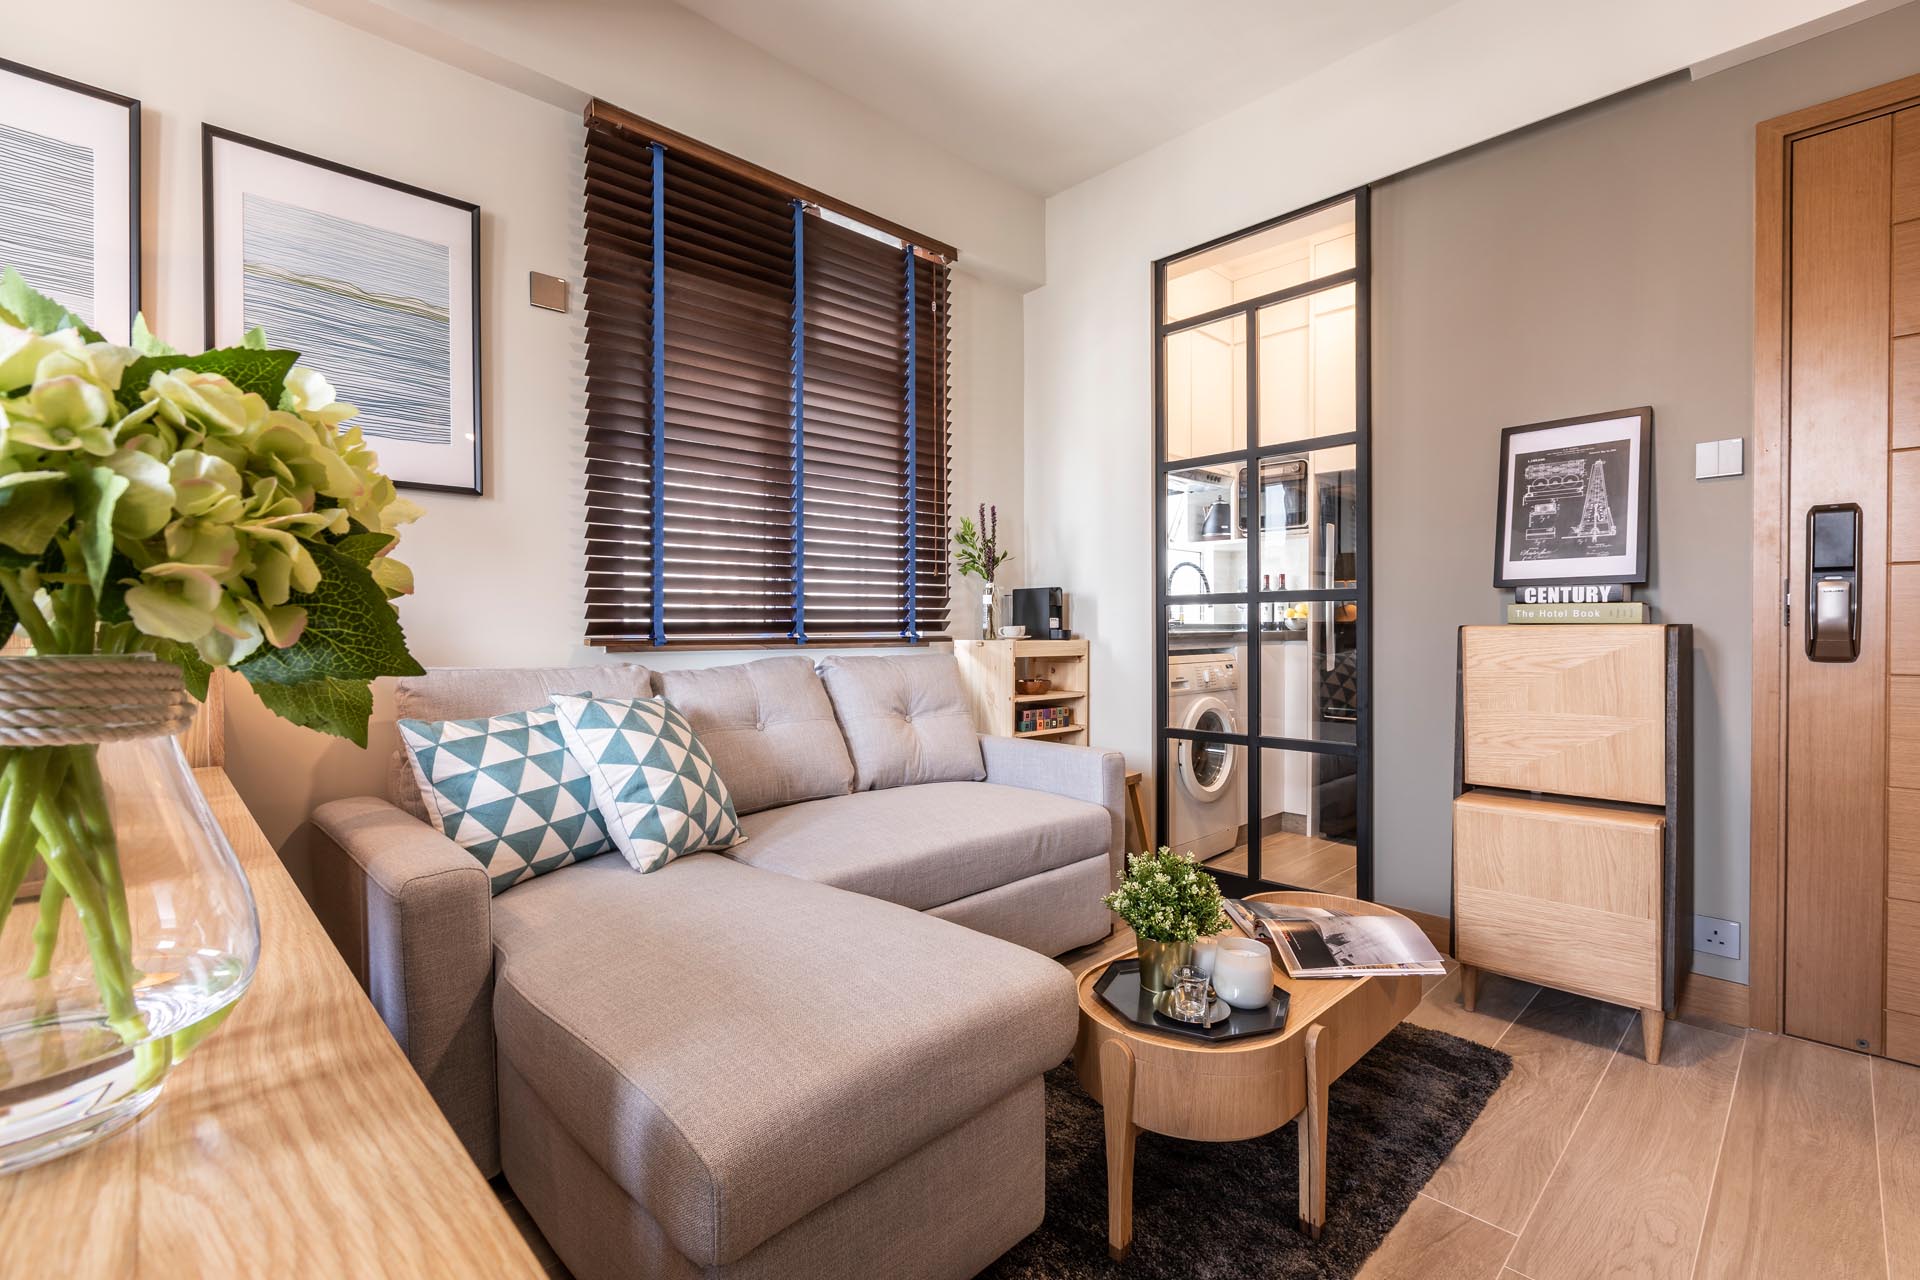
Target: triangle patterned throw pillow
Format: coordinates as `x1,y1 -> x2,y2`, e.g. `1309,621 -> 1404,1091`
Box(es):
547,694 -> 745,873
398,700 -> 614,895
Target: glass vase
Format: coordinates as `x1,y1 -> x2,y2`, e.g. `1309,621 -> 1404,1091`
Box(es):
981,588 -> 996,641
0,656 -> 259,1174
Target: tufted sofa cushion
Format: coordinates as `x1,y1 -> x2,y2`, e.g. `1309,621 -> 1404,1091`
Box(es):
816,654 -> 985,791
655,657 -> 854,815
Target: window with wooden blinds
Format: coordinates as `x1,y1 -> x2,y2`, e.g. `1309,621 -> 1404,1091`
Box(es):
582,103 -> 953,647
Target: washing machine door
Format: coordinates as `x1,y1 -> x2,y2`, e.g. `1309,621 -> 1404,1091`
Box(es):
1176,695 -> 1237,801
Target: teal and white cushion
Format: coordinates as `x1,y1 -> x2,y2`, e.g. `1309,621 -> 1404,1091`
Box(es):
398,705 -> 611,894
547,694 -> 744,873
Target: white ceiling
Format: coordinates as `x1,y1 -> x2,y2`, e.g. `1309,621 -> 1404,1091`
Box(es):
667,0 -> 1465,196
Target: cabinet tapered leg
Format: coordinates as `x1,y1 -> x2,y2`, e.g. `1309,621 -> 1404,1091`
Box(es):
1298,1023 -> 1329,1240
1460,965 -> 1481,1013
1641,1007 -> 1665,1065
1100,1038 -> 1138,1261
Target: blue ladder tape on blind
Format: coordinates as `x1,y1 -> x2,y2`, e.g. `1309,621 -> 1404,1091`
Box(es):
789,200 -> 808,643
902,244 -> 919,640
648,142 -> 668,647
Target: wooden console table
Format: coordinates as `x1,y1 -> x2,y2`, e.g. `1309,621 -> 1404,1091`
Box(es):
0,769 -> 542,1278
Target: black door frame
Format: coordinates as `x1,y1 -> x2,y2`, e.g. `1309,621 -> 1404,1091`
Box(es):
1151,187 -> 1373,901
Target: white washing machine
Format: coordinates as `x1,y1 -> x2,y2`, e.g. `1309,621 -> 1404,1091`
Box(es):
1167,651 -> 1242,859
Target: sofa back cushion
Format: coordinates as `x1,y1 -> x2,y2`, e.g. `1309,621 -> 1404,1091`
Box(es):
817,654 -> 984,791
386,664 -> 656,818
656,657 -> 853,815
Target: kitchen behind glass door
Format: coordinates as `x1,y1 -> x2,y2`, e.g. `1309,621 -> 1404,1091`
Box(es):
1153,190 -> 1370,900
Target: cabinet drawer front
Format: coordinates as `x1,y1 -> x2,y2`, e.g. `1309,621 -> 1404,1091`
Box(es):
1461,625 -> 1667,804
1453,793 -> 1663,1009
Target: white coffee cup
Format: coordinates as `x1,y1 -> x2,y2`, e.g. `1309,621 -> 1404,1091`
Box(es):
1211,937 -> 1274,1010
997,625 -> 1027,638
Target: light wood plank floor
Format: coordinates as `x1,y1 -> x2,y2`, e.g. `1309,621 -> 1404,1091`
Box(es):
509,936 -> 1920,1279
1058,936 -> 1920,1279
1203,830 -> 1357,892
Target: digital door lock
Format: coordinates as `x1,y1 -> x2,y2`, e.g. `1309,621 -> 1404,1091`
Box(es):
1807,503 -> 1861,663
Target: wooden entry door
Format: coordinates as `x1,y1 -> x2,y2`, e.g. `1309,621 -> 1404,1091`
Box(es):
1756,78 -> 1920,1057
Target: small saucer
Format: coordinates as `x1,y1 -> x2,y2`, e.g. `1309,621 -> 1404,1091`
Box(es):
1152,987 -> 1231,1027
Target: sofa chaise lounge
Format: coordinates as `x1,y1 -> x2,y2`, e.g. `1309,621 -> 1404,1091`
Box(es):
311,654 -> 1125,1280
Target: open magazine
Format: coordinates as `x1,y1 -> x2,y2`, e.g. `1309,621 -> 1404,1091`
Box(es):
1223,900 -> 1446,980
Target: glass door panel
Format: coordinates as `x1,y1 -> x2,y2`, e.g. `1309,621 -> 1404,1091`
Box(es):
1165,464 -> 1245,596
1253,451 -> 1357,591
1256,746 -> 1358,892
1163,196 -> 1358,324
1258,281 -> 1357,446
1257,601 -> 1360,747
1155,188 -> 1368,900
1161,315 -> 1245,462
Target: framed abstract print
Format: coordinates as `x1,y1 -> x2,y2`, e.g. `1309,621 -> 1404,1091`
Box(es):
0,58 -> 139,342
203,125 -> 482,494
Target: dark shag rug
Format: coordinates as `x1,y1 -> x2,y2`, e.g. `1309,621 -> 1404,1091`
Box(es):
978,1022 -> 1511,1280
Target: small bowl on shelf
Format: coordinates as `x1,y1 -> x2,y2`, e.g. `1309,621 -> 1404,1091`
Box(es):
1015,678 -> 1051,695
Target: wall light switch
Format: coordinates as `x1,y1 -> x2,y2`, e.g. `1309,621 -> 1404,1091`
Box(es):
1695,437 -> 1745,480
529,271 -> 569,313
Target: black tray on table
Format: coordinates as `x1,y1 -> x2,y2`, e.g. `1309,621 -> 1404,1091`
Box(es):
1092,959 -> 1290,1042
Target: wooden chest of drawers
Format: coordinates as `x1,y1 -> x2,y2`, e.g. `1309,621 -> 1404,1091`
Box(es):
1451,624 -> 1691,1063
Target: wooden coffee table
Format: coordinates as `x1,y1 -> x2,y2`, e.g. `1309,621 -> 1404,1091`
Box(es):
1073,892 -> 1426,1260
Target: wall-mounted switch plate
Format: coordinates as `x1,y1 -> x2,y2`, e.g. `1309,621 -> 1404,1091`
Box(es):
529,271 -> 569,313
1694,915 -> 1741,959
1694,438 -> 1745,480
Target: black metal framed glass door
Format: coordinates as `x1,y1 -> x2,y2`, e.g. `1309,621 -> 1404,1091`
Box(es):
1152,189 -> 1371,900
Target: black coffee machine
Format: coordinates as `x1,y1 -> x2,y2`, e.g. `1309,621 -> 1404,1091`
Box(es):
1010,588 -> 1069,639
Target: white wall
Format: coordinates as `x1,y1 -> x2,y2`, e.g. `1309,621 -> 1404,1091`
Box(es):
6,0 -> 1038,882
1023,0 -> 1876,922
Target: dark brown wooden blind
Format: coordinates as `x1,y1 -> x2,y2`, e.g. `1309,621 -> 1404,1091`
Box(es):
582,110 -> 953,647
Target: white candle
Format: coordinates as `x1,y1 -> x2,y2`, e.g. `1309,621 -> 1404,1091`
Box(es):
1211,937 -> 1274,1010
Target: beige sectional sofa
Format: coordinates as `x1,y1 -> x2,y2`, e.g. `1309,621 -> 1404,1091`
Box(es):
310,654 -> 1125,1280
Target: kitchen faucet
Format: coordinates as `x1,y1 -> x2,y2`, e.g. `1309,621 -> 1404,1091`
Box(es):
1166,561 -> 1211,595
1166,562 -> 1210,625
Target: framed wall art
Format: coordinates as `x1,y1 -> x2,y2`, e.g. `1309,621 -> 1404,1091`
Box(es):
203,125 -> 482,494
0,58 -> 140,342
1493,406 -> 1652,588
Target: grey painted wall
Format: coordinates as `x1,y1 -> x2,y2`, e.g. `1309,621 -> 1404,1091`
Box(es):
1369,1 -> 1920,984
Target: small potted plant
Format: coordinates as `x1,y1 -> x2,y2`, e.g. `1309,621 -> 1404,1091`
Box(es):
951,503 -> 1010,640
1102,847 -> 1229,991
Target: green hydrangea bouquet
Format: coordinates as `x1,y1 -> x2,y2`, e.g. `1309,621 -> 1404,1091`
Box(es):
0,265 -> 425,1128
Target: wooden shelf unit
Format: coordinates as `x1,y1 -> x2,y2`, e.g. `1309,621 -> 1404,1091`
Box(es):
1450,623 -> 1692,1064
954,638 -> 1091,744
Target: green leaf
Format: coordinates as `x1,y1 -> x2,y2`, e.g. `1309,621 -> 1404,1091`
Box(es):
250,677 -> 375,748
150,638 -> 214,701
130,314 -> 178,357
71,464 -> 128,599
114,346 -> 300,416
330,530 -> 394,567
0,471 -> 74,557
241,327 -> 267,351
239,544 -> 420,682
0,267 -> 100,341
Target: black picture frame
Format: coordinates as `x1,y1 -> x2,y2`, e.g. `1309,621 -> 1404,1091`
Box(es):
1493,406 -> 1653,588
201,124 -> 483,496
0,56 -> 141,340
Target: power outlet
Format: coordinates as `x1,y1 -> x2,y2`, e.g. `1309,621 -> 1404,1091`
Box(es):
1694,915 -> 1741,959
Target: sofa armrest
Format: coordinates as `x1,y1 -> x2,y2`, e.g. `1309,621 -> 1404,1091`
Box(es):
309,796 -> 498,1174
978,735 -> 1126,886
